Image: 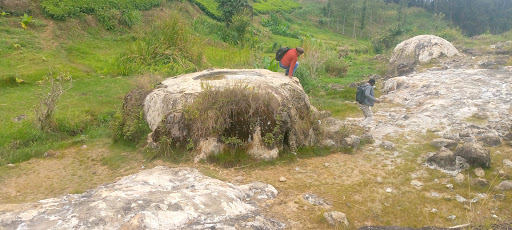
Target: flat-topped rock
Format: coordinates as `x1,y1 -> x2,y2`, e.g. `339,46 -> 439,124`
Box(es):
0,167 -> 284,230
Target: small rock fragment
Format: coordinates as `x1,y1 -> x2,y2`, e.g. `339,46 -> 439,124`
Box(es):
473,167 -> 485,177
496,180 -> 512,190
410,180 -> 424,188
279,177 -> 287,182
455,194 -> 467,203
380,141 -> 395,150
323,211 -> 349,227
503,159 -> 512,168
454,173 -> 465,184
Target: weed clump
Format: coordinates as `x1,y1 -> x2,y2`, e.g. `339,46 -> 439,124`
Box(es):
113,74 -> 161,145
34,71 -> 72,131
182,84 -> 280,147
108,13 -> 204,76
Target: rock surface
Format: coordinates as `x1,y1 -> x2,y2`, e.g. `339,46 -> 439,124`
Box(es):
379,68 -> 512,143
323,211 -> 349,227
389,35 -> 460,75
0,167 -> 284,230
496,180 -> 512,190
143,69 -> 315,161
426,148 -> 469,175
454,142 -> 491,168
431,138 -> 458,149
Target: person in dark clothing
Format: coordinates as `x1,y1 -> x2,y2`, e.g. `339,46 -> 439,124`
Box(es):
279,47 -> 304,78
360,79 -> 380,130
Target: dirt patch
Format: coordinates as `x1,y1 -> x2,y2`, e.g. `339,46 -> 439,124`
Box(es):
0,141 -> 144,206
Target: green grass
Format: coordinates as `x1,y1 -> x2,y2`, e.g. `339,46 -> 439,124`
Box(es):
252,0 -> 301,14
0,14 -> 135,165
190,0 -> 222,20
40,0 -> 161,29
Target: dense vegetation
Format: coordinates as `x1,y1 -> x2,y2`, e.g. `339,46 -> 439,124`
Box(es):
405,0 -> 512,36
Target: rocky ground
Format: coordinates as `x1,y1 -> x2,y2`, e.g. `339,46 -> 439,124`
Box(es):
1,46 -> 511,229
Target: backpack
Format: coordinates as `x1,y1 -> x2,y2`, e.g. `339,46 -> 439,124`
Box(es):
356,84 -> 367,104
275,47 -> 290,61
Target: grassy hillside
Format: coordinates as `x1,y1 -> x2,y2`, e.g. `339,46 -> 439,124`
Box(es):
0,0 -> 505,165
0,0 -> 459,165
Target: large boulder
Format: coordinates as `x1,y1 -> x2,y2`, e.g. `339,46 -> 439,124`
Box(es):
389,35 -> 460,75
143,69 -> 316,161
454,142 -> 491,168
0,167 -> 285,229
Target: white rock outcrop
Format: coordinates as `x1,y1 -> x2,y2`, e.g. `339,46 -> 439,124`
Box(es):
143,69 -> 316,161
0,167 -> 284,230
389,35 -> 460,75
390,35 -> 460,64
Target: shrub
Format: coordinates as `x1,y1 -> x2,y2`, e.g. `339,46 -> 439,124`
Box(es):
95,9 -> 120,31
261,14 -> 299,38
300,36 -> 329,80
182,83 -> 280,147
294,64 -> 314,93
371,23 -> 405,54
34,71 -> 72,131
436,27 -> 465,43
254,56 -> 279,72
120,10 -> 142,28
229,8 -> 252,47
113,74 -> 161,145
108,13 -> 204,76
324,55 -> 348,77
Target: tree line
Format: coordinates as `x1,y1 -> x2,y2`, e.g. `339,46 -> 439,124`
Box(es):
323,0 -> 511,38
391,0 -> 512,36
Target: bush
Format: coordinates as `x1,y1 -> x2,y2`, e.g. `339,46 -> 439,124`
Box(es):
436,27 -> 465,43
254,56 -> 279,72
300,36 -> 329,80
108,13 -> 204,76
120,10 -> 142,27
112,74 -> 161,145
40,0 -> 160,29
182,84 -> 281,147
294,64 -> 314,93
371,23 -> 405,54
261,14 -> 299,38
324,55 -> 348,77
34,71 -> 72,131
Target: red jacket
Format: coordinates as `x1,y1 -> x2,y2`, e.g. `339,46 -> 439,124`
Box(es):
280,48 -> 299,76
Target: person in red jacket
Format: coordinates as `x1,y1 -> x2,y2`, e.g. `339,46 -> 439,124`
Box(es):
279,47 -> 304,78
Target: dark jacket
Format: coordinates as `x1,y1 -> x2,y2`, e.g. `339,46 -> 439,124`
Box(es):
362,83 -> 377,106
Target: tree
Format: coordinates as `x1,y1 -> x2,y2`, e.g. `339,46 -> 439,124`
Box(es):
215,0 -> 249,27
230,9 -> 252,47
